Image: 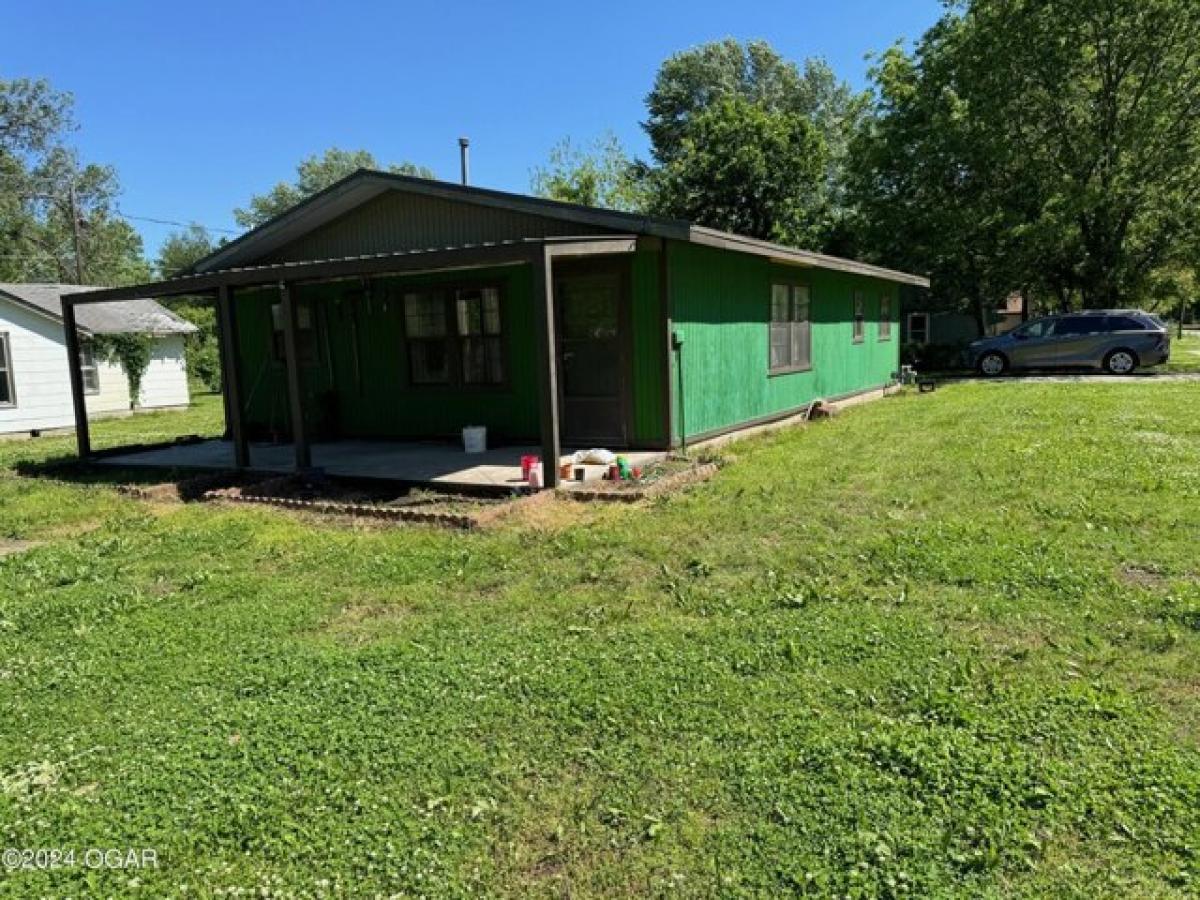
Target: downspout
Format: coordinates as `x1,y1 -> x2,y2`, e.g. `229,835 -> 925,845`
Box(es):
673,330 -> 686,452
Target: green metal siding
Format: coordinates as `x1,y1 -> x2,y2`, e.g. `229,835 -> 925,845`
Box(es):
231,255 -> 668,447
233,265 -> 542,442
667,240 -> 900,442
630,247 -> 667,446
261,191 -> 615,264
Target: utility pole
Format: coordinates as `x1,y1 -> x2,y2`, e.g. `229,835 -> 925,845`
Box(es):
68,180 -> 84,284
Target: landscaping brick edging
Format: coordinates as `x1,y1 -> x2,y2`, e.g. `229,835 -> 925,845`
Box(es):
560,462 -> 721,503
201,476 -> 486,529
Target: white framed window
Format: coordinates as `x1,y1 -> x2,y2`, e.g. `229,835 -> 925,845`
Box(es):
852,292 -> 866,343
908,312 -> 930,345
0,332 -> 15,406
879,295 -> 892,341
769,283 -> 812,374
79,341 -> 100,395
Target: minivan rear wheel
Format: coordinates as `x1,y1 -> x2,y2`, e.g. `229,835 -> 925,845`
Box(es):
978,351 -> 1008,377
1103,348 -> 1138,375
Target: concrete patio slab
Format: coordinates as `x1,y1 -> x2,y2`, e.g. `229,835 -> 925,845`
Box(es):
97,439 -> 663,490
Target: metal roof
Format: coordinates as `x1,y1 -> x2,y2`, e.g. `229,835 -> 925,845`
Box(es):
61,237 -> 641,305
0,283 -> 198,335
191,169 -> 931,289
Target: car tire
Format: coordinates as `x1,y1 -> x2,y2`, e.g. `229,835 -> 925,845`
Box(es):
1103,348 -> 1138,375
977,351 -> 1008,377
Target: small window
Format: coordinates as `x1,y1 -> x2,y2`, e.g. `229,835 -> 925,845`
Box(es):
456,287 -> 504,384
879,295 -> 892,341
853,292 -> 866,343
0,333 -> 14,406
769,283 -> 812,374
908,312 -> 930,345
403,285 -> 505,387
79,341 -> 100,395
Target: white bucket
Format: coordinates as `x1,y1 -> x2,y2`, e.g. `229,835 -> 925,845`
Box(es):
462,425 -> 487,454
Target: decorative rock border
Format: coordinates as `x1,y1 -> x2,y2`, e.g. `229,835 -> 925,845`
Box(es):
201,476 -> 489,529
561,461 -> 721,503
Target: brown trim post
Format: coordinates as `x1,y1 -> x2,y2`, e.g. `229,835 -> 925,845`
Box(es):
279,282 -> 312,470
659,239 -> 675,449
530,247 -> 561,489
62,298 -> 91,458
216,284 -> 250,468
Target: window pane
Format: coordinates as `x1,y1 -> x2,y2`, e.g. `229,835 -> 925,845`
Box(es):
770,322 -> 792,369
0,336 -> 10,404
880,296 -> 892,339
482,288 -> 501,334
798,321 -> 812,368
771,285 -> 790,323
456,291 -> 484,335
486,336 -> 504,382
793,286 -> 810,323
410,340 -> 449,384
405,292 -> 446,338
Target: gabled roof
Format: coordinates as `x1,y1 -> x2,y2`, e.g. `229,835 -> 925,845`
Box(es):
0,283 -> 198,336
192,169 -> 931,288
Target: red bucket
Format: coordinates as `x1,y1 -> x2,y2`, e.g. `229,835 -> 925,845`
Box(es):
520,454 -> 538,481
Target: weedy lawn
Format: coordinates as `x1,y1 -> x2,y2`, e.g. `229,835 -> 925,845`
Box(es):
1,383 -> 1197,897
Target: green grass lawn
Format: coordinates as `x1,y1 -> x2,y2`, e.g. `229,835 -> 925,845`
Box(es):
1163,328 -> 1200,373
1,384 -> 1197,897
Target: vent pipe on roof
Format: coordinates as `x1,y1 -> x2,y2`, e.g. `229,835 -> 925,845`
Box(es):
458,137 -> 470,185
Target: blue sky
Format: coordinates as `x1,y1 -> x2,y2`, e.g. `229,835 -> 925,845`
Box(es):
6,0 -> 943,258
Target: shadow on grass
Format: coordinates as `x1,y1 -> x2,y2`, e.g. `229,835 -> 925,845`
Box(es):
11,453 -> 251,502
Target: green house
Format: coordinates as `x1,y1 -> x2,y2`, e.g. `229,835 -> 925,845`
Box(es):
64,171 -> 928,488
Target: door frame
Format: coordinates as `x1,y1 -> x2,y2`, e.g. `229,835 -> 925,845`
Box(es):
552,255 -> 635,448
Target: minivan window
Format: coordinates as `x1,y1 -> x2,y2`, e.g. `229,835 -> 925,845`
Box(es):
1106,316 -> 1146,331
1016,319 -> 1051,339
1054,316 -> 1099,336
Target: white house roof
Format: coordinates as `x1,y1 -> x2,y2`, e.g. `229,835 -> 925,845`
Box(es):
0,283 -> 198,336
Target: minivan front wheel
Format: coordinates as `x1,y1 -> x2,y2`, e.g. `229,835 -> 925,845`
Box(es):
1103,348 -> 1138,375
978,351 -> 1008,377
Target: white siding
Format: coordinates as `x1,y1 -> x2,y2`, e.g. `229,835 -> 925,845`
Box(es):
85,358 -> 132,417
137,336 -> 190,409
0,297 -> 191,435
0,299 -> 78,433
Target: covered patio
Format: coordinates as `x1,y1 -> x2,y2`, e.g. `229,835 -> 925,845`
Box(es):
61,235 -> 648,490
97,438 -> 663,490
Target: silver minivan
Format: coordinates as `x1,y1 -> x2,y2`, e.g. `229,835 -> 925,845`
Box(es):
965,310 -> 1171,376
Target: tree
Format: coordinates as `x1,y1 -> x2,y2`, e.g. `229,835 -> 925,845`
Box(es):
234,148 -> 435,228
0,78 -> 148,286
849,0 -> 1200,313
156,224 -> 217,277
530,132 -> 647,212
641,40 -> 861,248
156,226 -> 223,392
649,96 -> 826,246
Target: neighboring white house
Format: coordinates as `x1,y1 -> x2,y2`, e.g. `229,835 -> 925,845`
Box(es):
0,283 -> 198,436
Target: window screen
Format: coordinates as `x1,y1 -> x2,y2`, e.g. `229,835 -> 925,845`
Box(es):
403,286 -> 504,386
853,292 -> 866,342
880,295 -> 892,340
769,284 -> 812,373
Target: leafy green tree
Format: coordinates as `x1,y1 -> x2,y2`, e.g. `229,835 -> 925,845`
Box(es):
530,132 -> 648,212
650,96 -> 826,245
1,78 -> 148,286
156,224 -> 217,277
849,0 -> 1200,313
642,40 -> 861,247
234,148 -> 435,228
